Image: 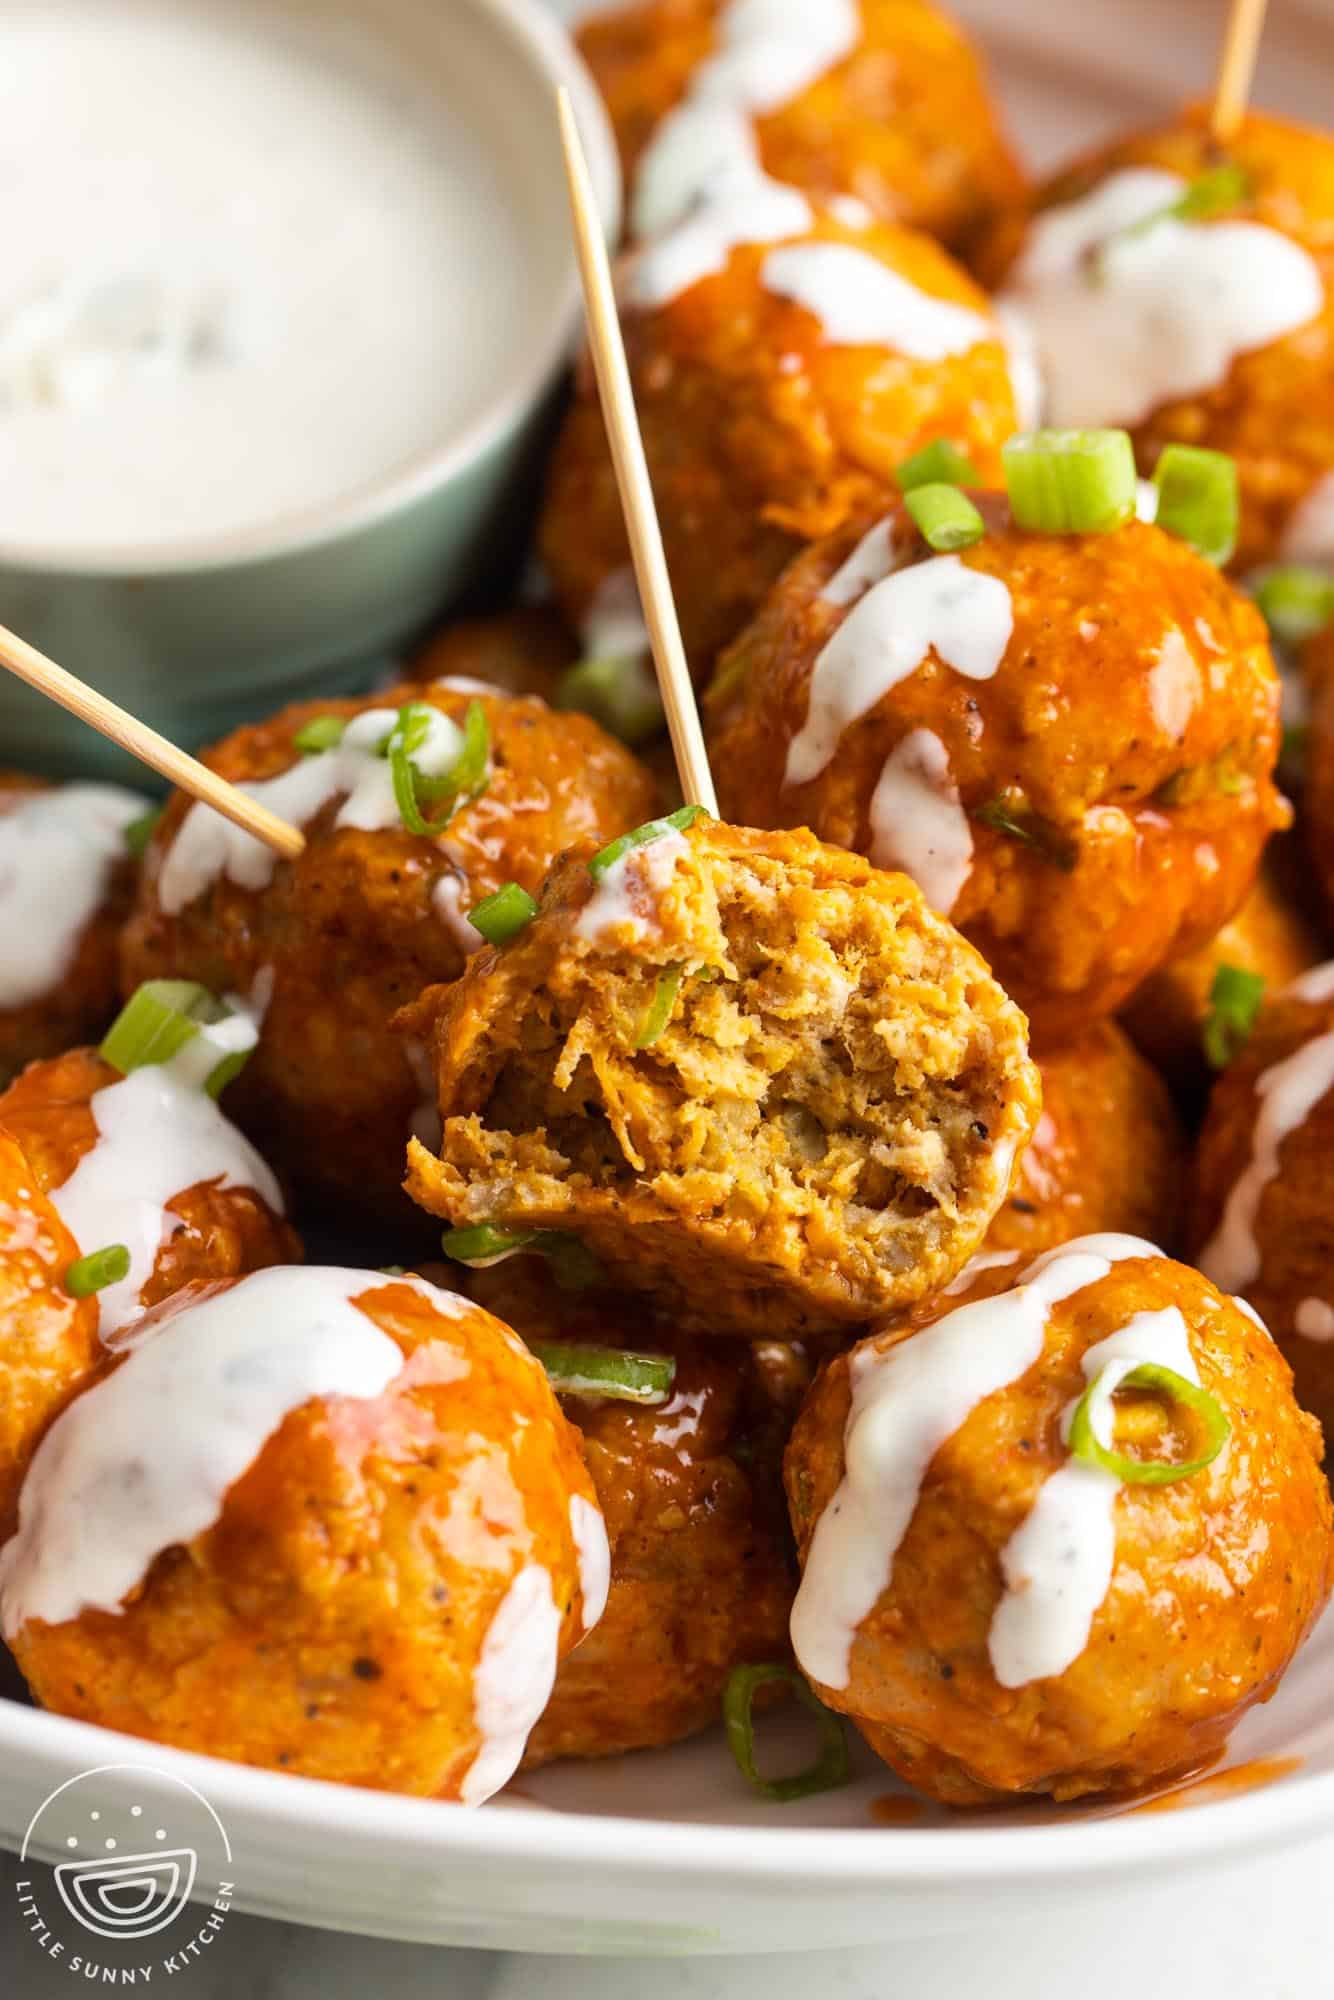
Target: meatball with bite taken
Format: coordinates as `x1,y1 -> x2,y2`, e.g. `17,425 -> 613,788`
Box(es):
0,774 -> 150,1086
402,812 -> 1040,1339
978,106 -> 1334,572
1,1268 -> 606,1800
119,683 -> 659,1222
786,1234 -> 1331,1805
577,0 -> 1023,256
706,494 -> 1286,1040
541,205 -> 1020,680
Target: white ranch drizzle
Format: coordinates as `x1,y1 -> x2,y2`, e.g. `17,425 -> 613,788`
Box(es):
761,242 -> 992,356
581,566 -> 649,661
0,1267 -> 462,1637
995,301 -> 1044,430
49,1031 -> 282,1341
1282,473 -> 1334,563
786,555 -> 1013,786
157,705 -> 465,915
569,1492 -> 611,1632
987,1305 -> 1200,1688
575,829 -> 688,948
629,0 -> 859,241
460,1564 -> 564,1806
820,515 -> 905,609
1296,1298 -> 1334,1341
0,784 -> 148,1010
789,1233 -> 1161,1690
627,173 -> 811,310
432,874 -> 483,956
1197,1030 -> 1334,1292
1286,960 -> 1334,1003
1000,167 -> 1324,429
867,728 -> 972,914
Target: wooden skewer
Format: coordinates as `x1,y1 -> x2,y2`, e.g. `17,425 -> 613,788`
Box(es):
555,86 -> 719,818
0,622 -> 305,860
1211,0 -> 1269,143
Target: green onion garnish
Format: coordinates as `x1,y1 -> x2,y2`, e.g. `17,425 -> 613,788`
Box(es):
1097,163 -> 1251,270
1002,429 -> 1137,536
588,804 -> 707,881
123,808 -> 162,860
1203,963 -> 1265,1069
100,980 -> 247,1097
529,1340 -> 676,1405
904,482 -> 985,553
468,882 -> 538,946
1252,566 -> 1334,650
555,655 -> 666,746
1152,445 -> 1238,566
388,700 -> 490,837
635,965 -> 685,1047
65,1244 -> 131,1299
974,798 -> 1077,871
441,1225 -> 537,1263
1068,1361 -> 1230,1485
895,439 -> 979,493
440,1225 -> 602,1291
293,716 -> 347,755
722,1664 -> 850,1804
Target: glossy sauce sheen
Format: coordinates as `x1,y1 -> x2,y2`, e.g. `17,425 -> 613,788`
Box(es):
0,785 -> 147,1010
867,728 -> 972,914
1197,1030 -> 1334,1292
575,830 -> 688,946
1001,168 -> 1324,428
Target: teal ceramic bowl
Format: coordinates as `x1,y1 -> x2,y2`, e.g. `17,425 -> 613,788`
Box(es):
0,0 -> 619,783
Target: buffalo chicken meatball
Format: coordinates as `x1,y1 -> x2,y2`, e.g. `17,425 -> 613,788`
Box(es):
0,1127 -> 101,1539
980,107 -> 1334,572
403,814 -> 1040,1339
0,1268 -> 607,1800
0,775 -> 149,1084
541,207 -> 1020,679
456,1261 -> 798,1766
0,1037 -> 298,1344
706,501 -> 1286,1039
119,684 -> 659,1220
1192,964 -> 1334,1437
578,0 -> 1023,255
786,1235 -> 1331,1805
1301,617 -> 1334,916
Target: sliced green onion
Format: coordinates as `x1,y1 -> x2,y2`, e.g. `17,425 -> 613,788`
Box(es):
555,654 -> 666,746
904,482 -> 985,553
1003,429 -> 1137,536
635,964 -> 685,1048
123,807 -> 162,860
895,439 -> 979,493
65,1244 -> 131,1299
1152,445 -> 1238,566
468,882 -> 538,946
529,1340 -> 676,1405
389,700 -> 490,837
588,804 -> 707,881
1203,963 -> 1265,1069
101,980 -> 226,1075
1252,566 -> 1334,650
440,1225 -> 602,1291
1068,1361 -> 1230,1484
440,1225 -> 538,1264
293,716 -> 347,755
1099,163 -> 1251,268
974,798 -> 1077,871
723,1664 -> 850,1804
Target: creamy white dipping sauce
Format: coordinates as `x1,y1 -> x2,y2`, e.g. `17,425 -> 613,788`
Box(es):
1197,1030 -> 1334,1292
576,829 -> 689,947
988,1305 -> 1201,1688
0,3 -> 535,554
1000,168 -> 1324,430
786,553 -> 1013,786
49,1032 -> 283,1341
761,243 -> 992,356
868,729 -> 972,915
1282,474 -> 1334,563
158,706 -> 465,915
0,1266 -> 449,1637
789,1233 -> 1161,1690
0,784 -> 147,1010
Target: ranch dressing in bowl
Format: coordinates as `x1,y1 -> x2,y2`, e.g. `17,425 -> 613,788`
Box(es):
0,0 -> 541,558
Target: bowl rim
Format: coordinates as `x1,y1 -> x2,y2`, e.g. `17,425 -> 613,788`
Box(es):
0,0 -> 619,581
4,1693 -> 1331,1893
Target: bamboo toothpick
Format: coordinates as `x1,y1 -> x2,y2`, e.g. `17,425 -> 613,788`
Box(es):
1211,0 -> 1269,143
0,622 -> 305,859
555,86 -> 719,817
